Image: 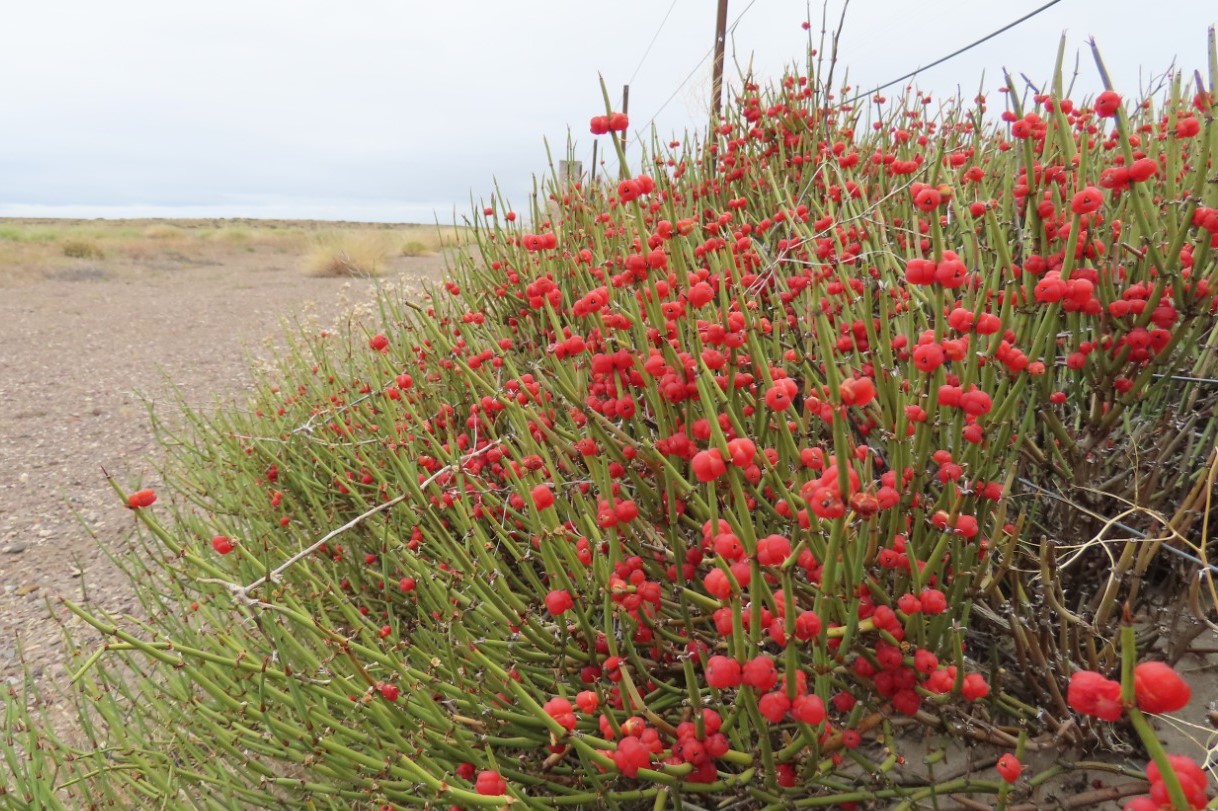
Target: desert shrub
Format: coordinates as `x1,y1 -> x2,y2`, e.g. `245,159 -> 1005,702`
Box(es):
4,41 -> 1218,810
142,223 -> 184,239
400,239 -> 433,257
61,238 -> 104,259
305,229 -> 390,277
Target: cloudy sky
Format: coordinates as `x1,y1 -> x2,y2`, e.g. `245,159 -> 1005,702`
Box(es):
1,1 -> 1214,224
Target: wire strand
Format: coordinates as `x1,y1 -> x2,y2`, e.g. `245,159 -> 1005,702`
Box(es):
631,0 -> 760,142
842,0 -> 1067,106
627,0 -> 680,87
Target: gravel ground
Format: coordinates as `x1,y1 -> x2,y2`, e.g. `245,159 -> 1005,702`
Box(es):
0,250 -> 446,692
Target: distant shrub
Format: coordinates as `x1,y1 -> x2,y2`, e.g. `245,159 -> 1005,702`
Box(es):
142,224 -> 183,239
61,238 -> 104,259
399,239 -> 432,257
304,230 -> 389,277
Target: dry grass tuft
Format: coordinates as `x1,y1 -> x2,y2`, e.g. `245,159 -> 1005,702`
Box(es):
142,224 -> 183,239
61,238 -> 104,259
399,239 -> 433,257
304,230 -> 391,277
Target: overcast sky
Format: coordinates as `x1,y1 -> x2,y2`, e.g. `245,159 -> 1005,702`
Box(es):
1,1 -> 1214,224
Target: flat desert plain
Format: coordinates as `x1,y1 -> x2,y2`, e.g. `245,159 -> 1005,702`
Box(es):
0,218 -> 452,691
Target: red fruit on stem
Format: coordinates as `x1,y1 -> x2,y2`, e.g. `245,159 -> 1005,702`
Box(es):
544,589 -> 574,616
127,489 -> 157,509
1146,754 -> 1208,808
531,484 -> 555,510
1094,90 -> 1122,117
575,690 -> 599,714
1070,186 -> 1104,215
757,690 -> 790,722
691,449 -> 727,483
1067,670 -> 1124,721
995,753 -> 1022,783
474,770 -> 507,796
791,693 -> 826,725
742,655 -> 778,691
1133,661 -> 1191,713
705,655 -> 742,689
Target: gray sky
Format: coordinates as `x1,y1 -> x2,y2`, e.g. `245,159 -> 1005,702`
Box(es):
1,1 -> 1214,223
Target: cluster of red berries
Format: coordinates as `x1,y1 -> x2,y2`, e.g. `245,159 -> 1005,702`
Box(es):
589,112 -> 629,134
1125,755 -> 1209,809
1067,661 -> 1191,721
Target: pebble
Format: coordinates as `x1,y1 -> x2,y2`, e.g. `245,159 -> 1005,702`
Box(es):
2,543 -> 27,554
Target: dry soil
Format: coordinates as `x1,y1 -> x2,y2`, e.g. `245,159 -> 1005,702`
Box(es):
0,244 -> 446,691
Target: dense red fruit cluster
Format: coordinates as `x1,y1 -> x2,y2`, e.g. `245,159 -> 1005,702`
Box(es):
132,36 -> 1218,808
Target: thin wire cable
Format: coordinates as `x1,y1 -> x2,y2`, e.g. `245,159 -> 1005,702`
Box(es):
842,0 -> 1068,105
627,0 -> 680,86
632,0 -> 760,140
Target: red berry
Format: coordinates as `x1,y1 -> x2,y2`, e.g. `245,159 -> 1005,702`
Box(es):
1067,670 -> 1124,721
1070,186 -> 1104,215
127,489 -> 157,509
742,655 -> 778,691
919,588 -> 947,614
726,437 -> 756,467
612,736 -> 651,777
995,753 -> 1022,783
757,690 -> 790,723
1124,797 -> 1158,811
691,449 -> 727,483
764,381 -> 797,411
961,673 -> 990,701
1133,661 -> 1191,714
1094,90 -> 1121,117
531,484 -> 555,511
913,187 -> 942,211
211,535 -> 234,555
1146,754 -> 1208,808
575,690 -> 599,714
756,534 -> 792,566
791,693 -> 826,725
543,697 -> 577,731
705,655 -> 742,689
544,589 -> 574,616
474,770 -> 507,796
1128,157 -> 1158,182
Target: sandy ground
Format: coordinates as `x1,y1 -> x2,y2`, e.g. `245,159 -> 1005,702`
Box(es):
0,246 -> 446,689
